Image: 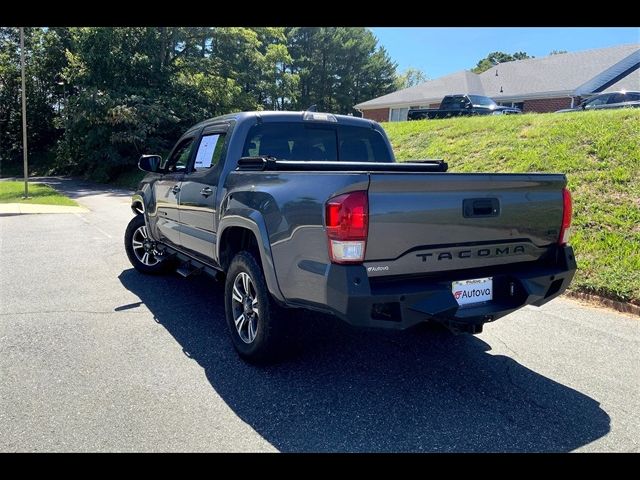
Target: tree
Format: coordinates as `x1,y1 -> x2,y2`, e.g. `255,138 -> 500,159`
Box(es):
254,27 -> 298,110
0,27 -> 402,182
356,46 -> 397,112
54,27 -> 261,180
260,43 -> 299,110
394,67 -> 428,90
471,51 -> 533,74
0,27 -> 67,173
288,27 -> 397,114
549,50 -> 568,55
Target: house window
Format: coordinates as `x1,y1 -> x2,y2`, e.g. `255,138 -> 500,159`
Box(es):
389,108 -> 409,122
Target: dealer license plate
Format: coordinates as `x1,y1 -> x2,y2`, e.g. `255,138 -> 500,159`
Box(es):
452,277 -> 493,306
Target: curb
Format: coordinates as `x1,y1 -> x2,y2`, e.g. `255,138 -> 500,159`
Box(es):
0,203 -> 89,215
564,290 -> 640,317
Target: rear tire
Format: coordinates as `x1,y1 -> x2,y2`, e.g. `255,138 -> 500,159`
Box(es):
224,251 -> 289,363
124,215 -> 173,275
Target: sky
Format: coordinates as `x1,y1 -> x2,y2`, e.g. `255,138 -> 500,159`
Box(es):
370,27 -> 640,79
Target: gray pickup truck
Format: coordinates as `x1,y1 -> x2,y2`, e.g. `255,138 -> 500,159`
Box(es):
125,110 -> 576,362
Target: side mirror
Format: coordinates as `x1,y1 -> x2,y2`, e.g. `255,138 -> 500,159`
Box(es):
138,155 -> 162,173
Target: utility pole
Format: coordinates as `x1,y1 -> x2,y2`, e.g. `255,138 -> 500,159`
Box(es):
20,27 -> 29,198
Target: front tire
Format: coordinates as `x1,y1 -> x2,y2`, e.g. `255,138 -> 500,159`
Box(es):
224,251 -> 289,363
124,215 -> 172,275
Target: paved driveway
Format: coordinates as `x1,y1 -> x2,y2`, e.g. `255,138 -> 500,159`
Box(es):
0,177 -> 638,452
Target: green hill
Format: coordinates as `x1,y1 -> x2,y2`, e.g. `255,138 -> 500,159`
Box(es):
382,109 -> 640,306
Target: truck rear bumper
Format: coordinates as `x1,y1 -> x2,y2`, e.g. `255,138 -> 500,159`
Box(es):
320,246 -> 577,331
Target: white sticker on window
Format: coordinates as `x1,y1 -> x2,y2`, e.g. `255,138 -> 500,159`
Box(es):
194,134 -> 220,169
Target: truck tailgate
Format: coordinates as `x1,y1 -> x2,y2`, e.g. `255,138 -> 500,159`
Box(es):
365,173 -> 566,277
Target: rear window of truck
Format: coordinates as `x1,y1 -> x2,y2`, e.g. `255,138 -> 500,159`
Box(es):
242,123 -> 393,162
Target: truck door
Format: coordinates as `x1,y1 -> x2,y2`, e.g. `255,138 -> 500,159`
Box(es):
151,136 -> 195,248
177,126 -> 228,263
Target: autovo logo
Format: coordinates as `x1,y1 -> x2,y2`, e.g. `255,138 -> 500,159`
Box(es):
367,265 -> 389,272
455,288 -> 491,300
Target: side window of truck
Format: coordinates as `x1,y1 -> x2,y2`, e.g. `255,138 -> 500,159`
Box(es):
193,133 -> 227,171
163,137 -> 195,173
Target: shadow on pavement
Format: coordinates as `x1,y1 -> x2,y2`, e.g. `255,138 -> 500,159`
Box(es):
118,268 -> 610,452
29,176 -> 133,200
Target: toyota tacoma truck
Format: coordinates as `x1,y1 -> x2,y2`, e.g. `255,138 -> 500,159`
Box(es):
125,110 -> 576,362
408,94 -> 522,120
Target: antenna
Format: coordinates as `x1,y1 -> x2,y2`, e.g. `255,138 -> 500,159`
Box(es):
306,104 -> 317,112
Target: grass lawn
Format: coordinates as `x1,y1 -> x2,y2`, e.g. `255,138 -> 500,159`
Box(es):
0,181 -> 78,206
382,109 -> 640,305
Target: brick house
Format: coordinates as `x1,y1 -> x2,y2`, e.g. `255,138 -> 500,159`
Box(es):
355,44 -> 640,122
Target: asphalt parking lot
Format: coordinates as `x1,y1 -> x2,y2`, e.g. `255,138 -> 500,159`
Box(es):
1,177 -> 638,452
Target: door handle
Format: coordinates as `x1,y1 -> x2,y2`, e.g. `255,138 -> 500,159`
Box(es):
200,187 -> 213,197
463,198 -> 500,218
171,185 -> 180,195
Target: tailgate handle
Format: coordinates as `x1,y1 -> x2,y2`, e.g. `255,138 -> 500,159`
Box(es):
463,198 -> 499,218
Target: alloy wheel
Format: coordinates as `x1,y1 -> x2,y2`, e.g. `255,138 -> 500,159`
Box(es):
231,271 -> 259,343
131,225 -> 161,266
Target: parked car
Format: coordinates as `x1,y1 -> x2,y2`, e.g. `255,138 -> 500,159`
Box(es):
125,110 -> 575,362
556,91 -> 640,113
408,94 -> 522,120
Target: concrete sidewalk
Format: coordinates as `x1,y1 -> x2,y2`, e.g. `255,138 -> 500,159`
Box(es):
0,202 -> 89,216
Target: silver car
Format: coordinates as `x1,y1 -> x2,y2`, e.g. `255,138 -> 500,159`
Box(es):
556,91 -> 640,113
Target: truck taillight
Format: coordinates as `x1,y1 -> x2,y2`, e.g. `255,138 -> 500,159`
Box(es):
558,187 -> 572,245
325,190 -> 368,264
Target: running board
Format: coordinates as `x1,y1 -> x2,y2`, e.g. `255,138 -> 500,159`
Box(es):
161,245 -> 225,281
176,262 -> 204,278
